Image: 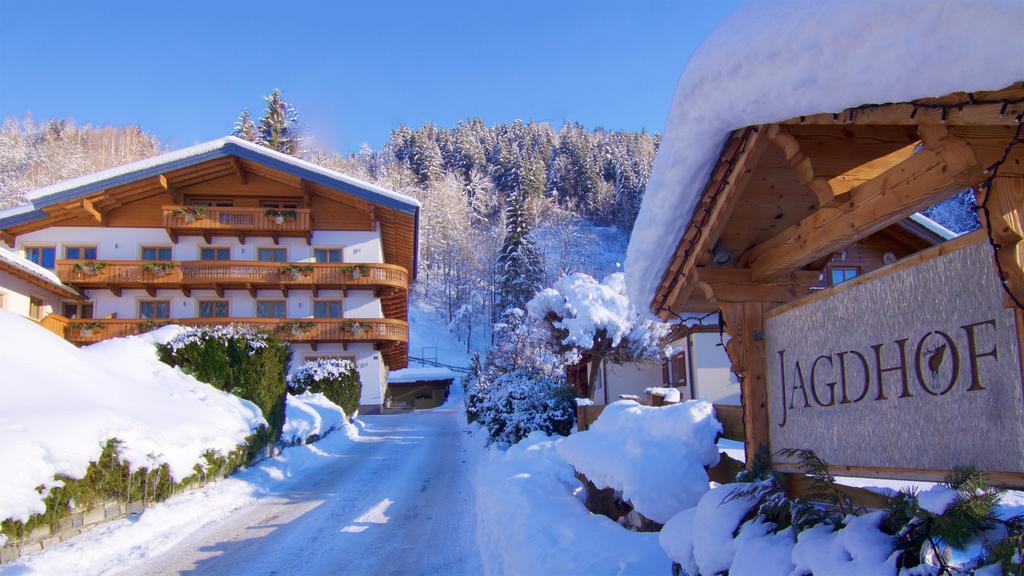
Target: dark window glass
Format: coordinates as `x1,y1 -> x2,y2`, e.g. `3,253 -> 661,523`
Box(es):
313,300 -> 343,318
198,300 -> 229,318
200,247 -> 231,261
314,249 -> 343,263
140,301 -> 170,319
65,246 -> 96,260
26,247 -> 56,270
258,248 -> 287,262
142,246 -> 172,260
257,301 -> 286,319
830,267 -> 858,286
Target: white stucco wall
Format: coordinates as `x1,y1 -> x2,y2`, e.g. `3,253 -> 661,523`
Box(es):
288,342 -> 386,409
0,271 -> 57,319
589,359 -> 665,405
689,332 -> 740,405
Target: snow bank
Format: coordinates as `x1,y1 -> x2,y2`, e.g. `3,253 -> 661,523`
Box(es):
625,0 -> 1024,310
282,392 -> 347,444
473,431 -> 670,575
0,312 -> 265,524
555,400 -> 721,523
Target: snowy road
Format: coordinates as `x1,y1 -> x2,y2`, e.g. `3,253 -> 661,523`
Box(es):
132,406 -> 481,576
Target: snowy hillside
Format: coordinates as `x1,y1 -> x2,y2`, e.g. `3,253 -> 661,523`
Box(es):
0,312 -> 265,526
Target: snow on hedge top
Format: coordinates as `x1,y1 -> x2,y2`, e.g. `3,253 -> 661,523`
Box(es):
625,0 -> 1024,310
527,272 -> 668,357
555,399 -> 722,523
0,313 -> 265,524
164,324 -> 272,355
289,357 -> 357,388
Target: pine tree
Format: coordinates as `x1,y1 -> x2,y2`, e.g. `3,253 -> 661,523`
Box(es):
233,108 -> 258,142
258,89 -> 301,156
495,186 -> 543,313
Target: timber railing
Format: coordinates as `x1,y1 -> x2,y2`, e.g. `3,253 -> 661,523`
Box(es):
55,261 -> 409,292
162,206 -> 312,235
35,313 -> 70,338
64,317 -> 409,345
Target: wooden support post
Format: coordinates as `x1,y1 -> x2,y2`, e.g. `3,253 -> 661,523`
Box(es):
977,177 -> 1024,304
720,301 -> 770,466
80,198 -> 103,223
159,174 -> 181,204
0,230 -> 15,247
230,157 -> 247,184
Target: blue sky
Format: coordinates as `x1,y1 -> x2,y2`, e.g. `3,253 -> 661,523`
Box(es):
0,1 -> 739,153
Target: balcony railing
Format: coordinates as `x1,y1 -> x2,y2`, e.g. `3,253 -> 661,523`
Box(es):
64,317 -> 409,346
162,206 -> 312,241
55,261 -> 409,292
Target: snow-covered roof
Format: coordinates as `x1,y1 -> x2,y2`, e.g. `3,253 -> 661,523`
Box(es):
0,247 -> 78,298
0,135 -> 420,229
388,367 -> 458,384
625,0 -> 1024,310
907,213 -> 959,241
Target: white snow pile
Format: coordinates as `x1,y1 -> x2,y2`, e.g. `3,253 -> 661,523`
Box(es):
527,272 -> 668,359
661,484 -> 900,576
645,386 -> 681,403
473,430 -> 670,575
281,392 -> 348,445
625,0 -> 1024,310
387,366 -> 458,383
0,312 -> 265,525
555,399 -> 722,523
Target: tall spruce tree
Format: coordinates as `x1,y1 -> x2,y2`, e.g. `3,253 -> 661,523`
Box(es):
495,186 -> 543,313
233,108 -> 258,142
258,89 -> 301,156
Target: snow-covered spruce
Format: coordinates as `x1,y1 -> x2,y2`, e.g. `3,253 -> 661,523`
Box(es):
0,312 -> 265,544
556,399 -> 721,524
287,358 -> 361,416
474,369 -> 575,444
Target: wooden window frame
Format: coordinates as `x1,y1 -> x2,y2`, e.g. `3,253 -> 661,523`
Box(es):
671,351 -> 687,387
189,198 -> 234,207
23,244 -> 57,270
140,245 -> 174,261
63,244 -> 98,261
257,246 -> 288,263
828,265 -> 861,286
199,245 -> 232,261
256,299 -> 287,319
137,298 -> 172,320
313,247 -> 344,264
261,199 -> 301,209
62,300 -> 94,320
28,296 -> 44,320
312,298 -> 345,319
196,299 -> 230,318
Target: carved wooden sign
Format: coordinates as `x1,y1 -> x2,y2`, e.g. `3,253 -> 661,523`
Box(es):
765,236 -> 1024,480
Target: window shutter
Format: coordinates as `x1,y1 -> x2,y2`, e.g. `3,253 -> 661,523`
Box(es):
673,353 -> 687,386
662,361 -> 670,386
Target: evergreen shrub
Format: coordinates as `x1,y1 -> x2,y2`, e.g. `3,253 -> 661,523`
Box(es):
157,325 -> 291,442
473,369 -> 575,444
288,358 -> 362,416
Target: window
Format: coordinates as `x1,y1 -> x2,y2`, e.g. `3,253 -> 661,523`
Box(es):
64,245 -> 98,260
197,299 -> 229,318
139,300 -> 170,319
141,245 -> 173,261
62,301 -> 94,319
29,297 -> 43,320
261,200 -> 300,209
671,352 -> 687,387
313,300 -> 343,319
199,246 -> 231,261
314,248 -> 343,263
25,246 -> 56,270
256,300 -> 286,319
830,267 -> 859,286
257,247 -> 287,263
190,199 -> 233,207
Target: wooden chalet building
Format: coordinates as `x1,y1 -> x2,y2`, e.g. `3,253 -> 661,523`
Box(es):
628,81 -> 1024,485
0,136 -> 420,413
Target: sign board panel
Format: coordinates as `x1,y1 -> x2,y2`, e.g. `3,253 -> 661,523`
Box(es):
766,238 -> 1024,477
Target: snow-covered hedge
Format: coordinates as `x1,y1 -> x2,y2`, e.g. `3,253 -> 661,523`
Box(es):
158,325 -> 292,442
288,358 -> 361,416
0,312 -> 265,544
282,392 -> 348,445
472,369 -> 575,444
556,400 -> 721,524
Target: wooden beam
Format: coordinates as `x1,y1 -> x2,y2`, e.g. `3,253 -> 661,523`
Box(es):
80,198 -> 103,223
747,130 -> 981,281
0,231 -> 15,247
230,157 -> 247,184
158,174 -> 182,204
246,283 -> 256,298
720,301 -> 769,466
766,125 -> 838,206
978,177 -> 1024,304
214,284 -> 224,298
299,179 -> 313,207
145,287 -> 157,298
696,268 -> 819,303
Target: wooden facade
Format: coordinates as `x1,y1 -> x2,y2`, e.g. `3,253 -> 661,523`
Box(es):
644,83 -> 1024,487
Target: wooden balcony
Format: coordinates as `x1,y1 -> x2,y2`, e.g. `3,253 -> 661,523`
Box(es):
162,206 -> 313,243
65,317 -> 409,361
55,261 -> 409,297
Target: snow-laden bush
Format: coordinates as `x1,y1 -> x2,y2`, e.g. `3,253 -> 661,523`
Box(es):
475,369 -> 576,444
158,325 -> 291,442
288,358 -> 361,416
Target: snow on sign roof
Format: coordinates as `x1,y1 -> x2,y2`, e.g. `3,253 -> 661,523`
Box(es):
0,247 -> 78,298
387,367 -> 458,384
624,0 -> 1024,311
0,135 -> 420,229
